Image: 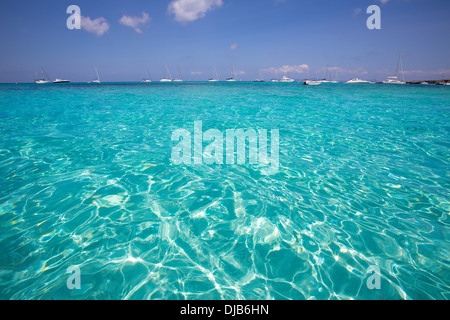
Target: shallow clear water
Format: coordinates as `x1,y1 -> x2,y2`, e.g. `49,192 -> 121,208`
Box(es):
0,82 -> 449,300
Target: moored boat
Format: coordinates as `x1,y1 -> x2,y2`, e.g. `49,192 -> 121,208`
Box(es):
303,80 -> 321,85
345,78 -> 371,84
279,75 -> 295,82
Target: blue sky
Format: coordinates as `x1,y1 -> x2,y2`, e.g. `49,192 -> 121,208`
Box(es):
0,0 -> 449,82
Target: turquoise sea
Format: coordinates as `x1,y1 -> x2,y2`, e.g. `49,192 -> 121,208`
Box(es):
0,82 -> 449,300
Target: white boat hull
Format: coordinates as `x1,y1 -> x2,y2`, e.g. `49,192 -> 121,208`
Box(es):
345,78 -> 371,84
303,80 -> 321,86
383,81 -> 406,84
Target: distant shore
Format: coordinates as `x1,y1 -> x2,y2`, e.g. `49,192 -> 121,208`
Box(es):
1,79 -> 450,85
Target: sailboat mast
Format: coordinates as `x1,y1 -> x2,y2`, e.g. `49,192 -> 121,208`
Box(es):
177,66 -> 183,80
397,53 -> 405,82
214,66 -> 218,80
165,65 -> 172,80
41,66 -> 49,81
95,67 -> 100,82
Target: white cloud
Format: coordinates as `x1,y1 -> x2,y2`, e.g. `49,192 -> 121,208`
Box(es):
379,0 -> 390,4
81,16 -> 110,36
262,64 -> 310,75
168,0 -> 223,24
119,12 -> 150,34
353,8 -> 362,18
230,43 -> 239,50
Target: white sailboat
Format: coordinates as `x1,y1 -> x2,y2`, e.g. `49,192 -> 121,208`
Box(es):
172,66 -> 184,82
208,66 -> 219,82
91,67 -> 101,83
225,65 -> 237,82
160,65 -> 173,82
384,54 -> 406,84
303,80 -> 321,86
142,69 -> 152,83
34,66 -> 50,84
254,70 -> 264,82
330,69 -> 339,83
318,65 -> 331,83
384,76 -> 405,84
303,66 -> 321,85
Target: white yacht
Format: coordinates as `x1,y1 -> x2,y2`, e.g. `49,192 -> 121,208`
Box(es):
319,65 -> 332,83
208,66 -> 219,82
160,65 -> 173,82
330,68 -> 339,84
345,78 -> 371,84
91,67 -> 101,83
279,75 -> 295,82
303,80 -> 321,86
384,54 -> 406,84
142,69 -> 152,83
34,67 -> 50,84
383,76 -> 405,84
172,66 -> 184,82
225,65 -> 237,82
53,78 -> 70,83
330,69 -> 340,83
254,70 -> 264,82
